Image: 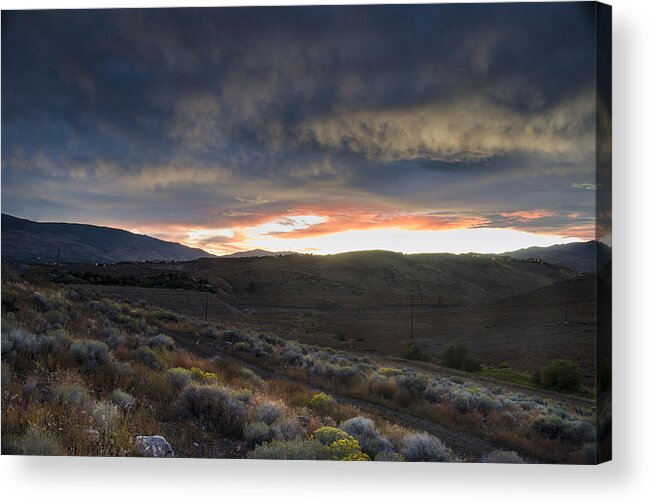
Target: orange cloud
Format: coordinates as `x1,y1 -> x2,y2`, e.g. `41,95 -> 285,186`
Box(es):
268,211 -> 488,239
499,209 -> 555,220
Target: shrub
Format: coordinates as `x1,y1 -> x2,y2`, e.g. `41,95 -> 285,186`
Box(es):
166,367 -> 193,390
110,389 -> 136,410
244,421 -> 272,445
374,450 -> 404,461
2,328 -> 56,357
395,373 -> 428,398
148,334 -> 176,351
532,416 -> 595,443
100,327 -> 127,349
2,431 -> 62,456
328,437 -> 370,461
475,394 -> 502,415
174,383 -> 247,436
424,383 -> 449,404
463,357 -> 482,372
135,346 -> 166,371
247,439 -> 329,460
313,426 -> 350,445
233,342 -> 250,353
400,432 -> 451,462
308,392 -> 335,415
313,427 -> 370,461
32,291 -> 51,311
450,393 -> 472,414
332,366 -> 360,386
189,367 -> 218,383
271,417 -> 304,441
44,309 -> 65,325
369,373 -> 398,399
39,331 -> 73,354
71,340 -> 112,371
93,400 -> 121,434
340,416 -> 393,459
376,368 -> 403,377
440,343 -> 468,369
540,359 -> 582,393
51,383 -> 91,408
402,343 -> 431,362
234,389 -> 253,404
480,449 -> 525,464
255,400 -> 285,425
2,290 -> 19,311
531,368 -> 542,385
113,361 -> 135,380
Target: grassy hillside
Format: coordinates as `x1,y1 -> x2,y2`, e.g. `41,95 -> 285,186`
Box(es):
2,275 -> 599,462
1,214 -> 214,264
20,251 -> 593,376
192,250 -> 577,308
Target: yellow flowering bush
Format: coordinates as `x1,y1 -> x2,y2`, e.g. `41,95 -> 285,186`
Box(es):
376,368 -> 403,377
313,427 -> 370,461
328,437 -> 370,461
190,367 -> 218,383
313,426 -> 349,445
308,392 -> 335,414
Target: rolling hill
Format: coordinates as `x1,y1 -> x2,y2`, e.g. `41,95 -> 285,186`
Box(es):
185,249 -> 577,308
220,248 -> 299,258
1,214 -> 214,264
500,240 -> 611,273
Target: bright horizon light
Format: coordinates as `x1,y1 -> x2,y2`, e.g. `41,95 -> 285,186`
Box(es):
175,219 -> 583,256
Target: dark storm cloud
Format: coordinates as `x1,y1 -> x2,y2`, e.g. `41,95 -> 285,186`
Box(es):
2,3 -> 598,237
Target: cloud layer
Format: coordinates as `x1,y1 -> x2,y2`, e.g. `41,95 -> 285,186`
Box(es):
1,4 -> 600,253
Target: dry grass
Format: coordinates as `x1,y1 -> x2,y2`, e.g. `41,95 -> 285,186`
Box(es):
2,278 -> 597,463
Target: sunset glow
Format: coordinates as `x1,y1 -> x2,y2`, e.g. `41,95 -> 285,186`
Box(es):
2,4 -> 600,255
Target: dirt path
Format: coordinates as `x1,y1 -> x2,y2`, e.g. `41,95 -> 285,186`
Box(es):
170,330 -> 520,462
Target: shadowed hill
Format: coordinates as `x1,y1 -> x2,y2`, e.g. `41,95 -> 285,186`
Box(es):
1,214 -> 214,264
220,248 -> 299,258
188,250 -> 578,308
499,240 -> 611,273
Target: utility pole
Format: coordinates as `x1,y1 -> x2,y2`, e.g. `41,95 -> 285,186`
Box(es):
204,297 -> 209,321
410,295 -> 414,339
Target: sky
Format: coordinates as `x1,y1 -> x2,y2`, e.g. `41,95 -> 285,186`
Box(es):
1,3 -> 603,255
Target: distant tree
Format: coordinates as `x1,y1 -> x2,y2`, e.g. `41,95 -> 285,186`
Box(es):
439,343 -> 482,372
540,359 -> 582,393
463,356 -> 482,372
441,343 -> 468,369
401,343 -> 431,362
531,368 -> 542,386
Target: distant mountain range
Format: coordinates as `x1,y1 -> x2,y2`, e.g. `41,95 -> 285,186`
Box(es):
1,214 -> 610,272
220,248 -> 299,258
499,240 -> 611,273
1,214 -> 214,264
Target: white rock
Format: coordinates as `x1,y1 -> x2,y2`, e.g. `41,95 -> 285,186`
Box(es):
135,435 -> 174,458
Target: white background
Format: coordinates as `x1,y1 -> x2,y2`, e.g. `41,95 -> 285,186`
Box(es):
0,0 -> 649,502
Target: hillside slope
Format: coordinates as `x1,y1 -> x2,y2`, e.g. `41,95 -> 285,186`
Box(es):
1,214 -> 214,264
500,240 -> 611,273
189,250 -> 577,308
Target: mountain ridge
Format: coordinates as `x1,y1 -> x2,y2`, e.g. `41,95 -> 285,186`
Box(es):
498,240 -> 611,273
1,214 -> 214,264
